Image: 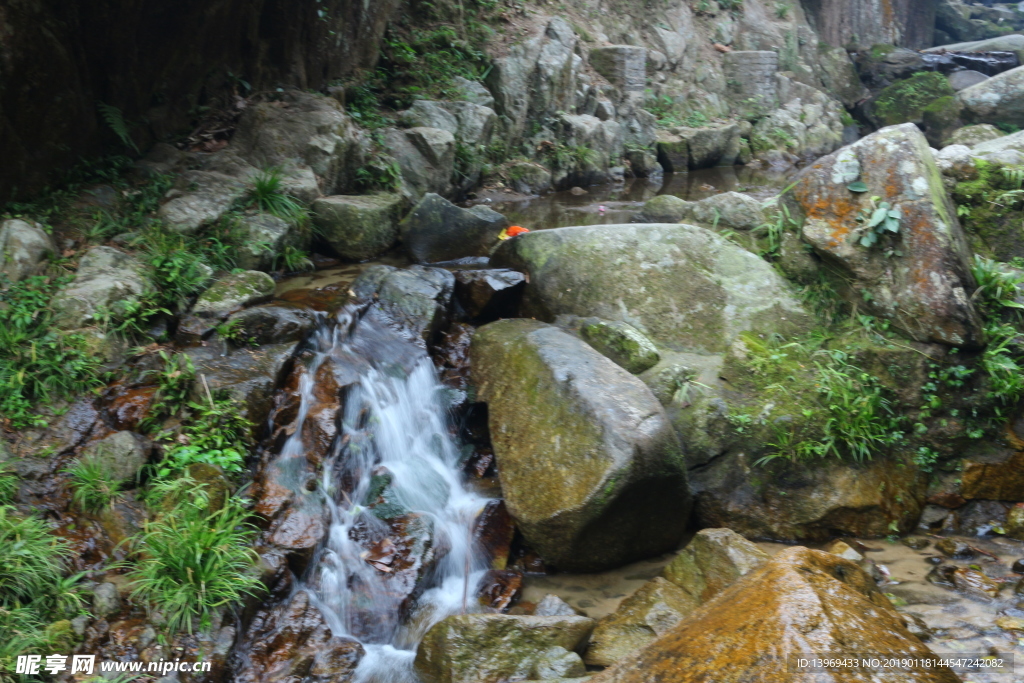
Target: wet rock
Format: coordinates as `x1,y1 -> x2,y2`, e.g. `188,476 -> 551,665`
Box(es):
474,499 -> 516,570
78,431 -> 150,484
453,269 -> 526,320
1012,558 -> 1024,573
902,536 -> 931,550
826,540 -> 865,563
996,615 -> 1024,631
952,567 -> 1000,600
414,613 -> 595,683
236,212 -> 308,271
584,577 -> 697,667
936,538 -> 973,558
158,171 -> 248,234
688,191 -> 766,230
960,65 -> 1024,128
478,569 -> 523,612
471,319 -> 689,571
351,264 -> 455,344
662,528 -> 769,604
52,247 -> 148,329
948,123 -> 1004,146
534,594 -> 577,617
225,305 -> 318,346
1006,503 -> 1024,541
579,319 -> 660,374
236,590 -> 364,683
792,123 -> 983,348
92,582 -> 121,618
492,223 -> 810,353
97,494 -> 148,546
0,219 -> 55,281
960,448 -> 1024,501
955,499 -> 1009,536
639,195 -> 691,222
185,342 -> 296,426
312,193 -> 406,260
192,270 -> 276,319
399,193 -> 509,264
587,547 -> 959,683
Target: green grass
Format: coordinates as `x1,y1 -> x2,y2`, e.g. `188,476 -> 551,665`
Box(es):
66,458 -> 122,514
123,493 -> 260,634
245,168 -> 308,225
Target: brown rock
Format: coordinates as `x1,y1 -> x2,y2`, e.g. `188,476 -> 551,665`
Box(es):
589,547 -> 959,683
473,500 -> 516,570
960,447 -> 1024,500
661,528 -> 770,603
951,567 -> 1000,600
477,569 -> 523,612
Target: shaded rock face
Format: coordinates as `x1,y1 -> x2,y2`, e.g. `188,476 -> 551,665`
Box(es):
453,269 -> 526,321
492,223 -> 810,354
589,547 -> 959,683
802,0 -> 937,50
399,193 -> 509,264
414,614 -> 595,683
0,219 -> 55,282
52,247 -> 148,329
792,123 -> 983,348
236,590 -> 364,683
470,319 -> 689,572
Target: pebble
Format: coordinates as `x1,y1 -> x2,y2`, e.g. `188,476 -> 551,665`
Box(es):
901,536 -> 930,550
1012,559 -> 1024,573
936,538 -> 974,558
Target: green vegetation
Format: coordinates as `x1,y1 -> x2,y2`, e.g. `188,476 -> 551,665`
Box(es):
66,458 -> 122,513
244,167 -> 308,226
545,143 -> 598,170
855,195 -> 902,250
644,92 -> 709,128
872,72 -> 954,127
155,391 -> 251,478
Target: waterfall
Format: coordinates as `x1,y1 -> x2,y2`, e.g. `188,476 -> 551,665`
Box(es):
279,305 -> 491,683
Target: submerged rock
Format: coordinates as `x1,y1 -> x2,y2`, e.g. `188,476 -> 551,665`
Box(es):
661,528 -> 769,603
399,193 -> 509,264
588,547 -> 959,683
471,319 -> 689,571
414,614 -> 594,683
0,219 -> 54,282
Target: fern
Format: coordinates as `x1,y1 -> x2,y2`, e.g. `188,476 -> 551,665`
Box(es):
97,102 -> 138,153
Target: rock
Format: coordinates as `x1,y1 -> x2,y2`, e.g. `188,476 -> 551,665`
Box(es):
477,569 -> 523,612
952,566 -> 1000,600
505,162 -> 553,195
587,547 -> 959,683
92,582 -> 121,618
960,65 -> 1024,128
225,305 -> 318,346
658,124 -> 743,171
936,538 -> 973,558
825,540 -> 864,563
399,193 -> 509,264
623,149 -> 662,179
588,46 -> 646,100
661,528 -> 769,604
453,269 -> 526,320
639,195 -> 691,222
185,342 -> 296,426
949,70 -> 990,91
654,132 -> 688,174
579,319 -> 660,374
902,536 -> 930,550
470,319 -> 689,571
491,223 -> 810,353
414,614 -> 594,683
236,590 -> 364,683
792,123 -> 983,348
230,91 -> 364,195
350,264 -> 455,344
933,144 -> 978,181
78,431 -> 150,484
688,192 -> 766,230
750,76 -> 847,165
158,171 -> 248,234
534,594 -> 577,617
922,96 -> 965,148
960,448 -> 1024,500
52,247 -> 148,329
948,123 -> 1004,146
312,193 -> 406,260
400,100 -> 497,149
191,270 -> 276,319
452,76 -> 495,108
235,213 -> 307,271
868,72 -> 955,127
925,34 -> 1024,54
1006,503 -> 1024,541
584,577 -> 697,667
383,126 -> 456,199
0,219 -> 54,281
474,500 -> 516,570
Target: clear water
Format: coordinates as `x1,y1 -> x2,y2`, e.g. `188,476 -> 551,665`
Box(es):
281,307 -> 491,683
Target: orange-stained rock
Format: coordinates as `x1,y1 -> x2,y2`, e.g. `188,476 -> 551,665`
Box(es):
792,123 -> 983,349
588,547 -> 959,683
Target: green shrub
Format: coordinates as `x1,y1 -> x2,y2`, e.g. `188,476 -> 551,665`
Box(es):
153,390 -> 251,478
66,458 -> 122,513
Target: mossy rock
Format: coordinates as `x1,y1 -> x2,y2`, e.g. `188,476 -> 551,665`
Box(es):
192,270 -> 276,319
952,158 -> 1024,261
870,72 -> 955,127
922,95 -> 963,148
579,319 -> 660,374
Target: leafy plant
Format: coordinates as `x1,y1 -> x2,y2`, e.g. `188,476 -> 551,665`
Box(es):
97,102 -> 139,153
754,203 -> 797,257
0,467 -> 16,505
774,2 -> 790,19
66,458 -> 122,513
971,255 -> 1024,314
355,154 -> 403,192
855,195 -> 902,248
246,168 -> 308,225
154,390 -> 251,478
274,245 -> 314,273
142,351 -> 196,430
122,493 -> 260,634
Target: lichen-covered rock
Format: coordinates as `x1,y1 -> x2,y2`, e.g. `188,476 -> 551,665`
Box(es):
588,547 -> 959,683
688,191 -> 766,230
579,319 -> 660,374
192,270 -> 276,319
52,246 -> 148,329
661,528 -> 769,603
78,431 -> 150,484
312,193 -> 406,261
158,170 -> 248,234
491,223 -> 810,353
584,577 -> 697,667
0,219 -> 54,281
640,195 -> 691,223
792,123 -> 983,348
948,123 -> 1004,147
399,193 -> 509,263
960,64 -> 1024,128
350,264 -> 455,344
470,319 -> 689,571
414,614 -> 595,683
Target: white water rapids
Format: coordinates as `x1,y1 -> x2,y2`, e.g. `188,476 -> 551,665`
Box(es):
279,306 -> 491,683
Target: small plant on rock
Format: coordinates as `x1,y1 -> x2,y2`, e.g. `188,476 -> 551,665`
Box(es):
246,167 -> 308,225
66,458 -> 123,513
855,195 -> 902,250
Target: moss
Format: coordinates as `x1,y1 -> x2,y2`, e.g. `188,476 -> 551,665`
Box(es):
869,44 -> 896,60
873,72 -> 955,127
952,159 -> 1024,260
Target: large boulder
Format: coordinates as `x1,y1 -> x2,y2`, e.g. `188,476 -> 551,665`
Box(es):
52,246 -> 148,329
791,123 -> 983,348
383,127 -> 456,199
491,224 -> 810,353
158,170 -> 248,234
640,195 -> 691,223
350,264 -> 455,344
470,319 -> 689,571
960,64 -> 1024,129
661,528 -> 769,604
414,614 -> 595,683
656,124 -> 742,171
0,219 -> 54,282
587,547 -> 959,683
399,193 -> 509,263
312,193 -> 406,260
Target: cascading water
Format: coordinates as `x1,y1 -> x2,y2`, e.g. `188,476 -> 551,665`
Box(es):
279,305 -> 491,683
